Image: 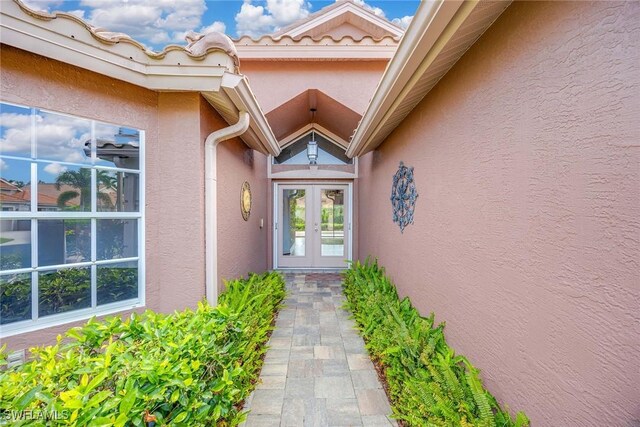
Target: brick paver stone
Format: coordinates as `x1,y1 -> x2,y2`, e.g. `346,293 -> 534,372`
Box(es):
242,273 -> 397,427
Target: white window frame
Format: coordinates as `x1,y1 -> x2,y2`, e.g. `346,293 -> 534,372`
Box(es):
0,101 -> 145,338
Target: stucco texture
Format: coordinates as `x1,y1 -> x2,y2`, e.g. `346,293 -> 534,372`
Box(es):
204,100 -> 269,292
357,2 -> 640,426
0,46 -> 265,351
240,61 -> 388,114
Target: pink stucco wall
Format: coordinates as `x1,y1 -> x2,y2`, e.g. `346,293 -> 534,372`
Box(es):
357,2 -> 640,426
202,100 -> 270,291
240,60 -> 388,114
0,45 -> 265,352
153,92 -> 207,312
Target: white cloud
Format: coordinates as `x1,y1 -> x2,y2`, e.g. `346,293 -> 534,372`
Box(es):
0,159 -> 7,172
0,113 -> 32,157
200,21 -> 226,34
79,0 -> 208,49
0,111 -> 92,163
350,0 -> 385,18
235,0 -> 311,38
43,163 -> 68,176
392,15 -> 413,29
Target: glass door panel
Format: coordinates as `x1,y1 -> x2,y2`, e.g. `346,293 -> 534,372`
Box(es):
282,189 -> 306,257
278,186 -> 313,268
320,189 -> 345,257
276,183 -> 350,269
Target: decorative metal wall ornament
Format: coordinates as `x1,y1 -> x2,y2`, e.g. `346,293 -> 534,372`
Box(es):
241,181 -> 252,221
390,161 -> 418,233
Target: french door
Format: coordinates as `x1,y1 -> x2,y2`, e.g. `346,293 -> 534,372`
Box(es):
275,183 -> 350,268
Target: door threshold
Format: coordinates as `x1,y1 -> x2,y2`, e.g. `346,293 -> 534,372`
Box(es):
275,268 -> 347,273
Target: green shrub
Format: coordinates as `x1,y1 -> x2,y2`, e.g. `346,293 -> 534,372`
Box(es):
0,271 -> 285,426
342,259 -> 529,427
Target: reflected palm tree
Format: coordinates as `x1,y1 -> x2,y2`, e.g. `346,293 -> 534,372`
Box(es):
55,169 -> 114,210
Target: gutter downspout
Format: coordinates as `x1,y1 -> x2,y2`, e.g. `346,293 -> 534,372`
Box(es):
205,110 -> 250,305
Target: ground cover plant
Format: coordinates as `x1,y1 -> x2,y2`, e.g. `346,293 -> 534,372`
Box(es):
343,259 -> 529,427
0,271 -> 285,426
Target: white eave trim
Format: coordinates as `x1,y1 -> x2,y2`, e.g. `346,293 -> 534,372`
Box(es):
202,73 -> 281,157
0,0 -> 235,91
347,0 -> 512,158
346,0 -> 463,157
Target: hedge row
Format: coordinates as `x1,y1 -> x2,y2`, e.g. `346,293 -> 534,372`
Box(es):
0,271 -> 285,426
342,259 -> 529,427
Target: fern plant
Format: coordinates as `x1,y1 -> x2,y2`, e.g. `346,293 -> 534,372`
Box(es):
342,258 -> 529,427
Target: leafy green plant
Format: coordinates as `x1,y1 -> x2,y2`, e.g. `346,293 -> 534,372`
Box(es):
0,271 -> 285,426
342,259 -> 529,427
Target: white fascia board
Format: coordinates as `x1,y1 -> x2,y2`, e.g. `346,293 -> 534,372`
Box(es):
284,2 -> 403,39
279,123 -> 349,149
346,0 -> 466,158
235,45 -> 397,60
216,73 -> 281,156
0,4 -> 233,91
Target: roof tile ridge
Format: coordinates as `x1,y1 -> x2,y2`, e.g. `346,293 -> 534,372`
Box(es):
233,33 -> 400,44
13,0 -> 239,63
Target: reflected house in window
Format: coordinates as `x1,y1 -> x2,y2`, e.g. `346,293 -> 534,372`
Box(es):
83,127 -> 140,213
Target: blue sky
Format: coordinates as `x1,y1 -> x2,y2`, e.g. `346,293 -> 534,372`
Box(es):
22,0 -> 420,50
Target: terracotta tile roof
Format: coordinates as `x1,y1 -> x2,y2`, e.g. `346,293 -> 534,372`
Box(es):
0,183 -> 78,207
13,0 -> 239,67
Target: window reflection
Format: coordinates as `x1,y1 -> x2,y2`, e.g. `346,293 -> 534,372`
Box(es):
0,220 -> 31,270
0,273 -> 31,324
96,170 -> 139,212
35,110 -> 91,164
39,267 -> 91,317
320,189 -> 345,256
97,219 -> 138,260
0,103 -> 32,159
94,123 -> 140,169
0,102 -> 143,330
0,159 -> 32,212
274,132 -> 352,165
97,261 -> 138,305
283,189 -> 306,256
37,163 -> 92,212
38,220 -> 91,267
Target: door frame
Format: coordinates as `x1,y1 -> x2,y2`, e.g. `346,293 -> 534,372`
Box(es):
273,181 -> 353,269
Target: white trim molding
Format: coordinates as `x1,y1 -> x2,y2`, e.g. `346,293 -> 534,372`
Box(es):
346,0 -> 513,158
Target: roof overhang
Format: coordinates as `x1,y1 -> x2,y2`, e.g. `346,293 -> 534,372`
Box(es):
0,0 -> 234,91
0,0 -> 279,156
347,0 -> 513,158
203,74 -> 281,156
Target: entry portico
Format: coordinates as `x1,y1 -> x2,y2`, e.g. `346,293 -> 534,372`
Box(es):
235,1 -> 402,269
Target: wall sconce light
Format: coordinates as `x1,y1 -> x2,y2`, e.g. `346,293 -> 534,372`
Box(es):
307,130 -> 318,165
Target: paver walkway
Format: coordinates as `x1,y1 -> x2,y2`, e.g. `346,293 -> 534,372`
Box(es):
242,272 -> 397,427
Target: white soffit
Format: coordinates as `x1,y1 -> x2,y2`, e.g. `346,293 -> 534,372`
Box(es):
0,1 -> 237,91
347,0 -> 513,158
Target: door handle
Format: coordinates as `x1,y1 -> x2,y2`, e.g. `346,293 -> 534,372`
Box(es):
314,223 -> 318,232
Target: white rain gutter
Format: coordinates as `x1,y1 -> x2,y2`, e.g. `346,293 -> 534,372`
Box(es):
205,111 -> 250,304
